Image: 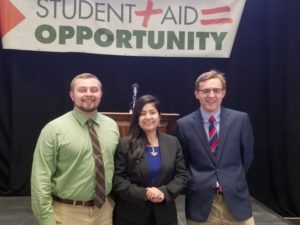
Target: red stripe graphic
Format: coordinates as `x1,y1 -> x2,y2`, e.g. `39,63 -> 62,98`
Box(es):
135,0 -> 163,28
200,5 -> 233,25
201,6 -> 231,15
201,18 -> 233,25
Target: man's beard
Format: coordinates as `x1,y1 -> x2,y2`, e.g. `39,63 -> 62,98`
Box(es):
78,101 -> 98,113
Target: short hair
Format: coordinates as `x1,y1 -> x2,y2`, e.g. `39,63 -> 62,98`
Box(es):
194,69 -> 226,90
70,73 -> 102,91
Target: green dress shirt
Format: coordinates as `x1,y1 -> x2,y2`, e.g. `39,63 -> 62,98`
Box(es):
31,107 -> 119,225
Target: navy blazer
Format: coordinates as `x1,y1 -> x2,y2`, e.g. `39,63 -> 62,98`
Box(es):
176,107 -> 254,222
112,132 -> 188,225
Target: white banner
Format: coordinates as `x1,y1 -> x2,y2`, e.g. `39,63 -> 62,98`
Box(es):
0,0 -> 246,58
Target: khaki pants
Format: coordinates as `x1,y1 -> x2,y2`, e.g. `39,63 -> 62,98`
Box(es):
187,195 -> 255,225
53,197 -> 114,225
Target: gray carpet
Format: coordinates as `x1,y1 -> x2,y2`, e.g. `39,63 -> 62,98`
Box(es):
0,196 -> 295,225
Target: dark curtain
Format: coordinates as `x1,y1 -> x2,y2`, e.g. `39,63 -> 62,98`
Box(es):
1,0 -> 300,217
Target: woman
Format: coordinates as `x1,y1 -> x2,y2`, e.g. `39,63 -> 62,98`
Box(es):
113,95 -> 188,225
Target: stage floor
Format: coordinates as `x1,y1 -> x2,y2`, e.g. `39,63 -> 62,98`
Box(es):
0,195 -> 295,225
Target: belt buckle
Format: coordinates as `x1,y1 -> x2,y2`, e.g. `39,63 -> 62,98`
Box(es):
73,200 -> 89,207
72,200 -> 87,207
82,200 -> 94,207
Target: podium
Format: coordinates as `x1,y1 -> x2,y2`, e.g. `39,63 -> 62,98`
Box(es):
102,112 -> 180,137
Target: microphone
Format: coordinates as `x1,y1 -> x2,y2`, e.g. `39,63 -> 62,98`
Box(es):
132,83 -> 139,96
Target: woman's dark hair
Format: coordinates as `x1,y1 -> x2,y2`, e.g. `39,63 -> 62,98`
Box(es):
129,94 -> 161,159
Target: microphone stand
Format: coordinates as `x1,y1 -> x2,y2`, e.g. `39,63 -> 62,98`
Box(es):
129,84 -> 139,113
130,94 -> 137,113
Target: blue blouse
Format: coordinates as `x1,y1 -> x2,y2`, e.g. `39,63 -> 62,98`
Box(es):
145,146 -> 161,185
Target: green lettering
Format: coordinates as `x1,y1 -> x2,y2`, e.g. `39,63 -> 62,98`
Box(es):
167,31 -> 185,49
196,32 -> 209,50
148,31 -> 164,49
77,26 -> 93,44
59,26 -> 75,44
94,28 -> 114,47
35,24 -> 56,44
211,32 -> 227,50
116,30 -> 132,48
187,32 -> 194,50
132,30 -> 146,48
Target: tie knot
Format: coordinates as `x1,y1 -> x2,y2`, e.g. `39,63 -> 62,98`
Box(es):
87,119 -> 93,128
209,116 -> 216,124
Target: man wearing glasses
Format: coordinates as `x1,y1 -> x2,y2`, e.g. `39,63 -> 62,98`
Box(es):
176,70 -> 255,225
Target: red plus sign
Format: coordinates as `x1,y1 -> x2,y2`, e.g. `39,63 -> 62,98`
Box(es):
135,0 -> 163,28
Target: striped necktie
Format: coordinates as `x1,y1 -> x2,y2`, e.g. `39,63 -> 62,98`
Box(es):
209,116 -> 219,161
87,119 -> 106,208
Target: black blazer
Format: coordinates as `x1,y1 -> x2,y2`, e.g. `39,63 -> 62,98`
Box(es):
112,132 -> 188,225
176,107 -> 254,222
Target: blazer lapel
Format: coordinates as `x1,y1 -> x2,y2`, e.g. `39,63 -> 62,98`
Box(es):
191,110 -> 216,163
155,133 -> 168,185
218,107 -> 231,162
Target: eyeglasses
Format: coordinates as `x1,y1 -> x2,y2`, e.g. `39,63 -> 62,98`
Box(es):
197,88 -> 224,95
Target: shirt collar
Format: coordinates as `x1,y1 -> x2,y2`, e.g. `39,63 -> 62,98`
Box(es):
72,107 -> 100,126
200,107 -> 221,123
